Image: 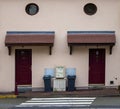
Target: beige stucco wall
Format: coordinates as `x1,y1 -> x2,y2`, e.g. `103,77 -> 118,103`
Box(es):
0,0 -> 120,92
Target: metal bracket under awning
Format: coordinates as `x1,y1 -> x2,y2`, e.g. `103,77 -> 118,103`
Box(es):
68,44 -> 114,55
7,45 -> 53,55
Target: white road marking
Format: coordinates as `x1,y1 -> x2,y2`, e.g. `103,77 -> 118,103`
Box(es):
16,97 -> 96,107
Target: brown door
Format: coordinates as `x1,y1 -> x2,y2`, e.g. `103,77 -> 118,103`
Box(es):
15,49 -> 32,85
89,49 -> 105,84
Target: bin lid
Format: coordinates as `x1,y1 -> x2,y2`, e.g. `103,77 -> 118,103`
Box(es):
66,68 -> 76,76
44,68 -> 54,77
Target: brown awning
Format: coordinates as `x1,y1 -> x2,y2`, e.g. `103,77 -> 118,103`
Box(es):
5,31 -> 55,55
67,31 -> 116,54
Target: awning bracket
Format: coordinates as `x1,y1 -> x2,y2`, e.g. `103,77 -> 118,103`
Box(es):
8,46 -> 11,55
49,46 -> 52,55
69,46 -> 73,55
7,46 -> 53,55
110,45 -> 113,55
69,45 -> 114,55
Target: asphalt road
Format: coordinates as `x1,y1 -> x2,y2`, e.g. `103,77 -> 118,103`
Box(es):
0,97 -> 120,109
0,98 -> 28,109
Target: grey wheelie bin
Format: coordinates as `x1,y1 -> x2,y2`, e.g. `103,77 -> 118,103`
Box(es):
43,68 -> 54,92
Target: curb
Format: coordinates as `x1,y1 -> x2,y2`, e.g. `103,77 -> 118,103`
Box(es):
17,93 -> 120,98
0,95 -> 17,99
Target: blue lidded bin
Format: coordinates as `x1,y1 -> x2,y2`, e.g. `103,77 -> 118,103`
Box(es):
66,68 -> 76,91
43,68 -> 54,92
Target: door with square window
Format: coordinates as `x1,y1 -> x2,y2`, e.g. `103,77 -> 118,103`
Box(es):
89,49 -> 105,84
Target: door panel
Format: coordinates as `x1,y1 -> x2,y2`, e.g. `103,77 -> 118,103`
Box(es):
15,49 -> 32,85
89,49 -> 105,84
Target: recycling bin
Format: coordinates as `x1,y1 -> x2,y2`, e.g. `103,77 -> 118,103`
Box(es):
43,75 -> 52,92
67,75 -> 76,91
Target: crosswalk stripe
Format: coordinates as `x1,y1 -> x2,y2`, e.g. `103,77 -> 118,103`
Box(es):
16,97 -> 96,107
31,97 -> 96,100
26,100 -> 94,102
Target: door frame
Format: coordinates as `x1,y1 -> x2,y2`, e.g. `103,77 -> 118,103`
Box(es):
15,49 -> 32,94
88,48 -> 105,85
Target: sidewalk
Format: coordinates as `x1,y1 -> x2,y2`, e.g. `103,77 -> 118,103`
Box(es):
0,88 -> 120,98
17,88 -> 120,98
